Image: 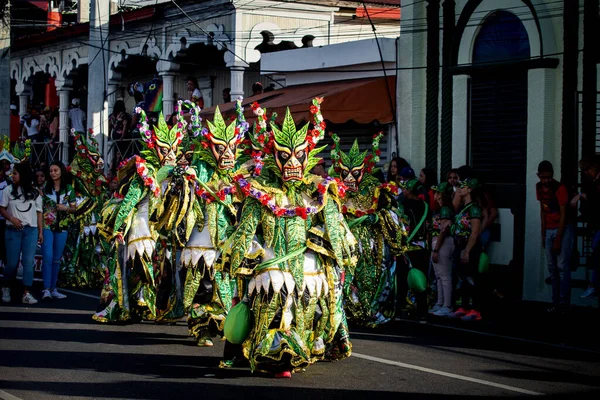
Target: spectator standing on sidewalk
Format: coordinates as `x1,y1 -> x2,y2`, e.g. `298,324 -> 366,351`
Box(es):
573,155 -> 600,300
0,163 -> 43,305
41,161 -> 76,301
449,178 -> 484,321
428,182 -> 455,317
536,161 -> 576,313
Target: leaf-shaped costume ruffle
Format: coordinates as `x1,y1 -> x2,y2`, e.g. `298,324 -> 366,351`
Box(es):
182,161 -> 243,344
341,185 -> 406,326
223,176 -> 356,373
93,176 -> 158,323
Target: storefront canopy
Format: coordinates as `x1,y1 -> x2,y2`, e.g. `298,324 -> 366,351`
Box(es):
198,76 -> 396,125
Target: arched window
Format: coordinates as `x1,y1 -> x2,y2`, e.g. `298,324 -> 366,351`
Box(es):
473,10 -> 530,64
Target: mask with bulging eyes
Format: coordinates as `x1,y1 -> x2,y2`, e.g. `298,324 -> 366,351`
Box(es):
275,141 -> 308,181
89,153 -> 104,172
340,163 -> 365,192
157,142 -> 178,166
177,150 -> 194,166
210,137 -> 237,170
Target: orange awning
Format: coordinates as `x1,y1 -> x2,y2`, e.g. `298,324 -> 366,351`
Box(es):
199,76 -> 396,125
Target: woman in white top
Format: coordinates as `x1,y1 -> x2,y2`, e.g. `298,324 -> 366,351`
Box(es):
0,163 -> 43,304
22,109 -> 41,142
186,76 -> 204,109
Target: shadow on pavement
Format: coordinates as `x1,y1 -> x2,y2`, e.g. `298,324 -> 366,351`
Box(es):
0,351 -> 227,380
0,379 -> 599,400
0,327 -> 191,347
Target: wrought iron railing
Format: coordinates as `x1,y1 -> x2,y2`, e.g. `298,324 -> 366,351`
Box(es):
106,138 -> 143,170
29,141 -> 64,167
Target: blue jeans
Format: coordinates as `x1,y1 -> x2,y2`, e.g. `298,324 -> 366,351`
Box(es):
3,226 -> 38,288
545,224 -> 575,306
42,229 -> 68,290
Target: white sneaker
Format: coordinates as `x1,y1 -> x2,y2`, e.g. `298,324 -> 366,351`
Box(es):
2,287 -> 11,303
51,289 -> 67,299
42,289 -> 52,300
428,304 -> 443,314
433,305 -> 453,317
22,292 -> 38,305
580,286 -> 596,300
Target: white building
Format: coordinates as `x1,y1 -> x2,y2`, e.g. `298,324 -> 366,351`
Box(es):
9,0 -> 401,163
398,0 -> 599,305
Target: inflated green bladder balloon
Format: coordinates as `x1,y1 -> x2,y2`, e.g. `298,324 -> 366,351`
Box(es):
223,301 -> 252,344
479,252 -> 490,274
407,268 -> 427,293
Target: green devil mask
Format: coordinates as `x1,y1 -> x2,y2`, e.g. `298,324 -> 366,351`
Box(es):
137,107 -> 185,167
250,98 -> 327,183
73,131 -> 104,173
330,132 -> 383,192
186,99 -> 248,171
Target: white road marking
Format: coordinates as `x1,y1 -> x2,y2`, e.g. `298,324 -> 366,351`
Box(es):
352,352 -> 544,396
0,389 -> 23,400
391,318 -> 600,354
59,289 -> 101,300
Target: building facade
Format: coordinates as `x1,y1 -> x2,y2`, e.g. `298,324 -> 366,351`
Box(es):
398,0 -> 599,304
9,0 -> 400,164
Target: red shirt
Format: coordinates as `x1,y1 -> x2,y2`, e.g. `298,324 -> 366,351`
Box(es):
10,114 -> 21,142
536,180 -> 568,230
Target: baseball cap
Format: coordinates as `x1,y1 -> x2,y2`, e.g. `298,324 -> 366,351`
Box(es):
431,182 -> 453,195
399,167 -> 415,179
9,104 -> 17,110
71,98 -> 80,106
400,178 -> 421,192
458,178 -> 481,189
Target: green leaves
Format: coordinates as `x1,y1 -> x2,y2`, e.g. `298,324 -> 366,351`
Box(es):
206,106 -> 235,142
271,108 -> 308,149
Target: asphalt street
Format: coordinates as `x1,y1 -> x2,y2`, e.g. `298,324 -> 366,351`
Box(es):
1,289 -> 599,400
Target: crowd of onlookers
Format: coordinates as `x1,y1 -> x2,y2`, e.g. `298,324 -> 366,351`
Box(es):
312,153 -> 600,321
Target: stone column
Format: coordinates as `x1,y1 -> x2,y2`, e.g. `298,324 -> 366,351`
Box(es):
58,89 -> 72,162
397,0 -> 427,167
18,94 -> 29,118
230,66 -> 245,101
87,0 -> 110,158
160,73 -> 175,117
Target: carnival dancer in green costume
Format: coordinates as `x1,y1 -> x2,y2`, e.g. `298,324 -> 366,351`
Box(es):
181,99 -> 249,347
222,98 -> 357,378
329,133 -> 405,326
94,105 -> 199,323
60,132 -> 108,288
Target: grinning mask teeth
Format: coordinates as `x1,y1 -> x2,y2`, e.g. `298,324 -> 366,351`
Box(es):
157,143 -> 178,166
340,163 -> 365,192
275,141 -> 308,182
210,138 -> 237,170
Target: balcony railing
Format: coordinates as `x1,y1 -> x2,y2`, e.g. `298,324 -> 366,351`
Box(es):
29,141 -> 64,167
106,138 -> 143,170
